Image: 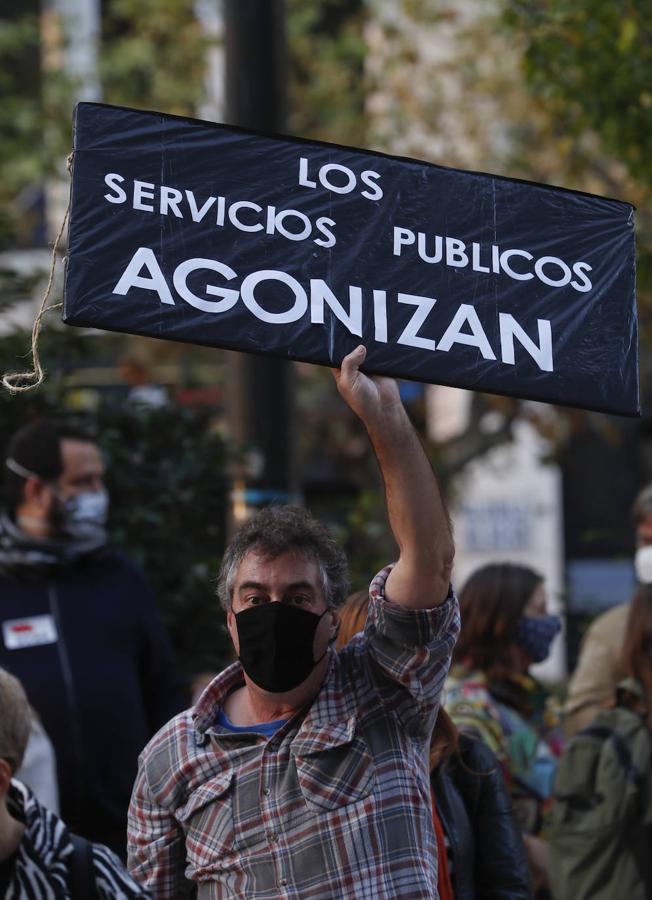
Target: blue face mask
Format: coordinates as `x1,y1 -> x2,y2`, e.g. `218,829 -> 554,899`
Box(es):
515,614 -> 561,663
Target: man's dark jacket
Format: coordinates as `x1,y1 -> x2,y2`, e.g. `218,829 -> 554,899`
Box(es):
0,547 -> 186,856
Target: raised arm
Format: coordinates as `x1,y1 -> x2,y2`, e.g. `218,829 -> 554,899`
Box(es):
332,344 -> 454,608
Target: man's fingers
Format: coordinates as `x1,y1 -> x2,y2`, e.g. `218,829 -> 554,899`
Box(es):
331,345 -> 366,385
346,344 -> 367,366
339,345 -> 366,379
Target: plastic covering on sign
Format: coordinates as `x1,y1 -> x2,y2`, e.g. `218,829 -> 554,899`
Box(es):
63,102 -> 640,416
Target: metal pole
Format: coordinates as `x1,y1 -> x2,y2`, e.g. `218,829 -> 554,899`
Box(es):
223,0 -> 296,526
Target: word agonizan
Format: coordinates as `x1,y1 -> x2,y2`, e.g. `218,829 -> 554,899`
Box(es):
113,247 -> 554,372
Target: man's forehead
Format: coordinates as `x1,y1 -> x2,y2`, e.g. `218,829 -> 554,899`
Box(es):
234,548 -> 321,584
60,438 -> 103,472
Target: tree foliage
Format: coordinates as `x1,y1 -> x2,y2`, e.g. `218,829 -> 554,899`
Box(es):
101,0 -> 210,115
286,0 -> 367,145
96,402 -> 231,678
503,0 -> 652,188
0,15 -> 57,246
0,0 -> 209,249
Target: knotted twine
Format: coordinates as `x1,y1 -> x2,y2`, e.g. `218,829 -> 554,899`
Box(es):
2,152 -> 74,394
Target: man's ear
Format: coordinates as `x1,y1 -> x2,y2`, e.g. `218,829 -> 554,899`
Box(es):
22,476 -> 51,510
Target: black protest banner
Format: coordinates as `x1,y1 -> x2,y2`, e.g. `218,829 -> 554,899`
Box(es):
64,102 -> 639,415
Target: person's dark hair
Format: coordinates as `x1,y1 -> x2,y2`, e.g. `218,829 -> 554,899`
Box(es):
336,587 -> 459,769
632,484 -> 652,526
453,562 -> 543,676
216,505 -> 349,611
621,584 -> 652,730
4,419 -> 95,517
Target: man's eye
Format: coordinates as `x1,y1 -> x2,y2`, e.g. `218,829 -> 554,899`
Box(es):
288,595 -> 309,605
245,595 -> 265,606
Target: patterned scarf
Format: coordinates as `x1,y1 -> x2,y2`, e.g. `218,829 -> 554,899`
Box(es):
4,780 -> 151,899
0,514 -> 107,578
5,780 -> 72,898
488,671 -> 549,724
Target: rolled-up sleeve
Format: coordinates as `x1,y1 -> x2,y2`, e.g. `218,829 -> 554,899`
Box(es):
364,564 -> 460,737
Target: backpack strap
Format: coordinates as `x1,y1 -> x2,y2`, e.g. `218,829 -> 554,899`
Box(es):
582,725 -> 640,782
555,723 -> 641,804
69,833 -> 96,900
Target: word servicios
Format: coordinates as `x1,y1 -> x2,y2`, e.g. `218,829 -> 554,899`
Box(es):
103,173 -> 337,248
112,247 -> 555,372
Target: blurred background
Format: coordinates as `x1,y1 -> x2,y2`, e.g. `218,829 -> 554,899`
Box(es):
1,0 -> 651,686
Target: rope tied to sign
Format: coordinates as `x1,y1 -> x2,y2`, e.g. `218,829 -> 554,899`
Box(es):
1,152 -> 74,395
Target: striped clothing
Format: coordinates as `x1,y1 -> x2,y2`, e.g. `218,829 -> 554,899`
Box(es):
128,566 -> 460,899
4,780 -> 150,899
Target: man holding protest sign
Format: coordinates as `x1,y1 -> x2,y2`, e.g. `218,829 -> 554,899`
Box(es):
127,344 -> 459,898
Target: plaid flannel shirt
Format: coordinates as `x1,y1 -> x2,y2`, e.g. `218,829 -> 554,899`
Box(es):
128,566 -> 460,899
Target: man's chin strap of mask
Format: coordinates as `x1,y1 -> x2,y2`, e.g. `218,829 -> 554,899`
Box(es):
6,459 -> 45,531
7,458 -> 55,533
6,457 -> 36,480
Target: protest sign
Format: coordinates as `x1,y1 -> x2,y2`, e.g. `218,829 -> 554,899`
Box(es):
63,102 -> 639,415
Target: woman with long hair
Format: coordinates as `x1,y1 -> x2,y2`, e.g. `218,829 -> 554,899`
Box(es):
445,563 -> 563,893
338,589 -> 530,900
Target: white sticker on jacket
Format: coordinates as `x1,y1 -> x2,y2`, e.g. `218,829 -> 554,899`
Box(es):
2,615 -> 58,649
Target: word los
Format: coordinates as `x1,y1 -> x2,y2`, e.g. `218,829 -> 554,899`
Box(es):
394,227 -> 593,293
103,173 -> 337,248
298,157 -> 383,201
112,247 -> 554,372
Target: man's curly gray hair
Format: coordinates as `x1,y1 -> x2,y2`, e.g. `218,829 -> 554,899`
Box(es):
217,506 -> 350,611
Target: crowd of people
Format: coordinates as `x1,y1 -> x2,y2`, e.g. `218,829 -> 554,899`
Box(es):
0,345 -> 651,898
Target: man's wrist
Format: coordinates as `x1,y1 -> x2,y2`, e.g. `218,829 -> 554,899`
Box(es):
362,400 -> 410,444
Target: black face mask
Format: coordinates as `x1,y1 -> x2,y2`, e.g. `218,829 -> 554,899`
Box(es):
235,603 -> 329,693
